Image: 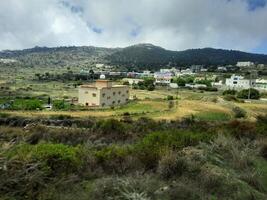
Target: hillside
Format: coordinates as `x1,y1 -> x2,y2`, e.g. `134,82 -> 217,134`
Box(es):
1,44 -> 267,69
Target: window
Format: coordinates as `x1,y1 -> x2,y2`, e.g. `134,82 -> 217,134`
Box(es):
118,91 -> 121,95
126,90 -> 129,93
233,81 -> 237,84
107,96 -> 111,99
118,100 -> 121,103
122,94 -> 125,97
112,101 -> 115,104
102,103 -> 105,107
102,93 -> 106,97
85,103 -> 89,106
85,91 -> 88,94
126,98 -> 129,101
92,93 -> 97,97
113,92 -> 116,96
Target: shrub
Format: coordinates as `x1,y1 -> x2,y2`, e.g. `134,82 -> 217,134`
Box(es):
31,143 -> 81,174
6,143 -> 82,174
223,94 -> 239,102
53,100 -> 70,110
223,89 -> 237,96
97,119 -> 127,137
167,95 -> 174,100
134,130 -> 212,169
158,151 -> 188,179
232,106 -> 247,118
237,89 -> 260,100
94,145 -> 133,174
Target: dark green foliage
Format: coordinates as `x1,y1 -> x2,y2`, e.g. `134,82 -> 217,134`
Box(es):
10,99 -> 43,110
167,95 -> 174,100
237,88 -> 260,100
195,79 -> 212,87
223,89 -> 237,96
133,78 -> 155,91
198,87 -> 218,92
53,100 -> 70,110
134,130 -> 212,168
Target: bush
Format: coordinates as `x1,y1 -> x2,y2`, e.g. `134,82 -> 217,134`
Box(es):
134,130 -> 212,169
158,151 -> 188,179
167,95 -> 174,100
223,94 -> 239,102
237,89 -> 260,100
232,106 -> 247,118
97,119 -> 128,138
53,100 -> 70,110
223,89 -> 237,96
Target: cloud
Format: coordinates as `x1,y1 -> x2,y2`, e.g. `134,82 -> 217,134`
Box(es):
0,0 -> 267,53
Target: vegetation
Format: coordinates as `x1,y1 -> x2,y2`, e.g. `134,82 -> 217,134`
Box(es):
237,88 -> 261,100
133,78 -> 155,91
0,115 -> 267,199
2,44 -> 267,70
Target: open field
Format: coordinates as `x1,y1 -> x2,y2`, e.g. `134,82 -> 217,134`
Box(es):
1,65 -> 267,121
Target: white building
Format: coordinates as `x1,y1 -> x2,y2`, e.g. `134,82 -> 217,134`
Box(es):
225,74 -> 256,90
236,61 -> 254,67
255,79 -> 267,91
154,72 -> 173,85
122,78 -> 144,85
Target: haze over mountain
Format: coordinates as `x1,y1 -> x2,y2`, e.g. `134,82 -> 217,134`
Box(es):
1,43 -> 267,70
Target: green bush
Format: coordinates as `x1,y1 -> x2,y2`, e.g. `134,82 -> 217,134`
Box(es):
12,99 -> 43,110
232,106 -> 247,118
134,130 -> 212,168
53,100 -> 70,110
223,89 -> 237,96
97,119 -> 127,137
237,89 -> 260,100
6,143 -> 81,174
167,95 -> 174,100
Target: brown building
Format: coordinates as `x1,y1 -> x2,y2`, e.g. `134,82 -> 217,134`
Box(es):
78,80 -> 129,107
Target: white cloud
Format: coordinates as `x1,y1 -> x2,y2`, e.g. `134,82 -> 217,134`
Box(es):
0,0 -> 267,52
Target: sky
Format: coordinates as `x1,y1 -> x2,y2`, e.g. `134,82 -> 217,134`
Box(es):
0,0 -> 267,53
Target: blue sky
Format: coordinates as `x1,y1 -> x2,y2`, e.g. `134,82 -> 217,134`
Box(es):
0,0 -> 267,54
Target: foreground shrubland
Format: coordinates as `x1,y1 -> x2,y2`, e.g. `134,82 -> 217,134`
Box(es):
0,115 -> 267,200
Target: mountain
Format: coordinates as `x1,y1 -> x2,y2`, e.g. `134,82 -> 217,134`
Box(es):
106,44 -> 267,68
1,44 -> 267,69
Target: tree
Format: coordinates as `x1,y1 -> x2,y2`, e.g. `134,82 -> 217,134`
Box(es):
237,89 -> 260,100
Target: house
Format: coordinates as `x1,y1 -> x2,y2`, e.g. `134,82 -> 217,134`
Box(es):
122,78 -> 144,85
225,74 -> 256,90
185,84 -> 207,89
255,79 -> 267,91
236,61 -> 254,67
176,68 -> 195,76
78,80 -> 129,107
154,72 -> 173,85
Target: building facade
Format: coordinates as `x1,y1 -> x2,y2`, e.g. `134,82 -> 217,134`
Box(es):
78,80 -> 129,107
236,61 -> 254,67
225,74 -> 256,90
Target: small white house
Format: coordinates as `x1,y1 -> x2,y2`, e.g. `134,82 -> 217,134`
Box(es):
225,74 -> 256,90
154,72 -> 173,85
236,61 -> 254,67
122,78 -> 144,85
